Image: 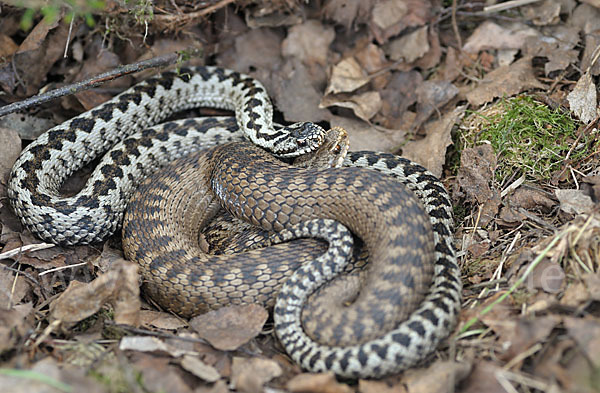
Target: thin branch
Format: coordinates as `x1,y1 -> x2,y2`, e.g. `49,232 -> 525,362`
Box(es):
0,50 -> 201,118
154,0 -> 236,27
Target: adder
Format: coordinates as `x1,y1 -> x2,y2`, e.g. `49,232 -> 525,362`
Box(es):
6,66 -> 461,378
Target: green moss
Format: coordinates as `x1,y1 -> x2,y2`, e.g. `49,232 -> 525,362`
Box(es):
461,96 -> 597,184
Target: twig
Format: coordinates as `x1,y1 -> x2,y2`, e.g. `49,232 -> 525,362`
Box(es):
154,0 -> 236,26
38,261 -> 88,276
451,0 -> 462,49
0,51 -> 195,118
483,0 -> 543,13
0,243 -> 55,261
104,320 -> 208,344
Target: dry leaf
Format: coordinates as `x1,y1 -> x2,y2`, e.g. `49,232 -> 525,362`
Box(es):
50,259 -> 140,326
555,189 -> 595,215
508,187 -> 555,212
271,58 -> 330,122
281,20 -> 335,67
120,336 -> 191,357
325,57 -> 371,95
0,113 -> 56,140
369,0 -> 432,44
0,127 -> 21,183
459,361 -> 510,393
320,91 -> 382,122
0,269 -> 29,309
180,355 -> 221,382
0,34 -> 18,58
132,353 -> 194,393
523,0 -> 561,25
287,372 -> 353,393
230,357 -> 282,393
385,25 -> 429,62
400,360 -> 472,393
567,72 -> 597,124
189,304 -> 268,351
466,57 -> 546,106
412,80 -> 459,131
402,105 -> 464,178
329,115 -> 407,152
456,144 -> 500,226
0,303 -> 32,354
139,310 -> 187,330
565,317 -> 600,368
462,21 -> 539,54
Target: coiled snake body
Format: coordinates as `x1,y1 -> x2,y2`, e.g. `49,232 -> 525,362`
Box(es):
7,67 -> 461,378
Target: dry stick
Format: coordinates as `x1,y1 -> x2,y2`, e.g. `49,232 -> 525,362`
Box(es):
0,51 -> 186,118
154,0 -> 236,24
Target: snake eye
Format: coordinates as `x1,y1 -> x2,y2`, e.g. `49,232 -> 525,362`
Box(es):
332,144 -> 342,154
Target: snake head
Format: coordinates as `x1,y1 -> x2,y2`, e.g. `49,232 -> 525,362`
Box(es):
275,122 -> 326,157
293,126 -> 349,169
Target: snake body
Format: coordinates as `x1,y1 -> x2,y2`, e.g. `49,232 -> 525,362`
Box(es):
6,67 -> 461,378
7,67 -> 325,245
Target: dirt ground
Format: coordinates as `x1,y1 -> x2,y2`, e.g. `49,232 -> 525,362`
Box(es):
1,1 -> 600,392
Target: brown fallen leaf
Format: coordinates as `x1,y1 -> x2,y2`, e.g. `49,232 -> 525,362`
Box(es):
272,58 -> 330,123
523,0 -> 561,25
369,0 -> 432,44
412,80 -> 459,132
397,360 -> 472,393
507,186 -> 555,212
462,21 -> 539,54
402,105 -> 464,178
329,115 -> 407,152
567,72 -> 597,124
0,126 -> 20,183
120,336 -> 191,357
139,310 -> 187,330
561,281 -> 591,308
281,20 -> 335,67
0,34 -> 18,58
555,189 -> 595,215
524,25 -> 580,75
230,357 -> 282,393
501,315 -> 560,362
132,352 -> 194,393
320,91 -> 382,122
322,0 -> 366,31
50,259 -> 140,326
0,303 -> 32,354
180,354 -> 221,383
0,264 -> 31,309
325,57 -> 371,95
466,57 -> 547,107
577,3 -> 600,76
459,361 -> 510,393
385,25 -> 429,63
73,50 -> 128,111
0,112 -> 56,141
564,316 -> 600,368
456,144 -> 500,227
189,303 -> 268,351
377,70 -> 422,129
287,372 -> 353,393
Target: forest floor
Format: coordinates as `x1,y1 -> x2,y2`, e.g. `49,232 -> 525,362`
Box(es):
1,1 -> 600,392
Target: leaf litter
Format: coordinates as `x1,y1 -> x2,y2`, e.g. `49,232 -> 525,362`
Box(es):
1,1 -> 600,392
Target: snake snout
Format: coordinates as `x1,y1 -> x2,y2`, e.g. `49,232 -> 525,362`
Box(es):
289,122 -> 325,147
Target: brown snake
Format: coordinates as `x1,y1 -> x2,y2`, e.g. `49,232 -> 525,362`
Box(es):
122,122 -> 459,378
7,66 -> 460,378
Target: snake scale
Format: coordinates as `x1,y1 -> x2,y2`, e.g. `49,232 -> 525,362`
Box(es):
6,66 -> 461,378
